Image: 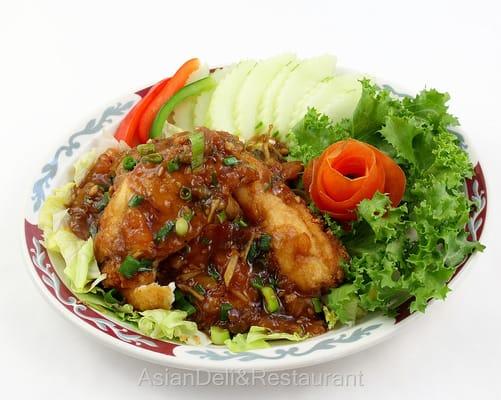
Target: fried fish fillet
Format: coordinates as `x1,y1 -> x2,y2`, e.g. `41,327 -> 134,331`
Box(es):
92,129 -> 346,313
93,130 -> 256,308
235,153 -> 347,293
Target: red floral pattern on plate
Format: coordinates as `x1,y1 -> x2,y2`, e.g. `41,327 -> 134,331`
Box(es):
24,220 -> 178,356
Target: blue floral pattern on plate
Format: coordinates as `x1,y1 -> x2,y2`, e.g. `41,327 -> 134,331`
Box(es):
186,324 -> 382,361
31,101 -> 134,212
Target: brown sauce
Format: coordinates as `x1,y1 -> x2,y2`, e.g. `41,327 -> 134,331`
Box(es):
67,130 -> 332,336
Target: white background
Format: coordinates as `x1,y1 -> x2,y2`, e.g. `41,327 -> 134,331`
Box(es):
1,0 -> 500,398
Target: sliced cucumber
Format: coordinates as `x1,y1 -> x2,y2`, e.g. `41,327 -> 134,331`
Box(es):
258,59 -> 299,135
207,60 -> 257,133
192,66 -> 232,128
273,55 -> 336,137
320,89 -> 362,124
172,98 -> 196,131
288,77 -> 333,130
235,54 -> 296,140
289,74 -> 362,129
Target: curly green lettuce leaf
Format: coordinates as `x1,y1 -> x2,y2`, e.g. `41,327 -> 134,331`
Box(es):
138,309 -> 210,346
379,116 -> 434,169
323,284 -> 365,325
356,192 -> 407,242
307,80 -> 485,321
287,108 -> 350,164
351,79 -> 400,141
402,89 -> 459,129
424,127 -> 473,187
224,326 -> 306,353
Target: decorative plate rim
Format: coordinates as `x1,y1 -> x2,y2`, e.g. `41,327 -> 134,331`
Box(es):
21,73 -> 487,372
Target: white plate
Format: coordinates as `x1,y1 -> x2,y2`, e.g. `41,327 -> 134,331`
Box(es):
22,73 -> 487,372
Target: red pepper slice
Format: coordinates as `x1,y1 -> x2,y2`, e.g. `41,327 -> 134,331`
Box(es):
137,58 -> 201,143
114,78 -> 170,146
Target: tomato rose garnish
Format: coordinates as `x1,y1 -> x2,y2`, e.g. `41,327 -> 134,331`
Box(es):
303,139 -> 406,221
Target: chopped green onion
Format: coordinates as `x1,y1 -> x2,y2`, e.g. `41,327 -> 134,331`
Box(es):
261,286 -> 280,313
137,143 -> 156,156
247,241 -> 258,263
234,217 -> 248,228
175,217 -> 189,236
141,153 -> 163,164
154,220 -> 175,242
95,192 -> 110,212
216,210 -> 227,223
104,288 -> 123,304
128,194 -> 144,208
258,234 -> 272,252
220,303 -> 232,321
210,326 -> 230,345
119,256 -> 153,278
122,156 -> 137,171
179,186 -> 192,201
167,158 -> 180,173
268,276 -> 278,289
210,171 -> 218,186
251,276 -> 264,289
189,131 -> 205,169
182,208 -> 195,222
207,264 -> 220,280
173,289 -> 196,316
247,234 -> 272,264
174,289 -> 184,303
194,284 -> 206,296
223,156 -> 240,166
311,297 -> 323,313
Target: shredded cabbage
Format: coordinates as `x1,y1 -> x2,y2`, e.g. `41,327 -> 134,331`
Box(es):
78,289 -> 141,323
58,232 -> 105,292
138,309 -> 210,346
39,182 -> 74,235
322,306 -> 337,329
73,149 -> 98,185
38,170 -> 105,293
224,326 -> 306,352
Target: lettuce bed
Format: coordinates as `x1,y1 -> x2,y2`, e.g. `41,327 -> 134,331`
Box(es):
288,80 -> 484,324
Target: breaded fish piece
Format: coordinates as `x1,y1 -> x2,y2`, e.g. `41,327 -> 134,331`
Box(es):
94,130 -> 257,293
94,177 -> 157,289
122,282 -> 175,311
94,178 -> 176,310
235,154 -> 347,293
